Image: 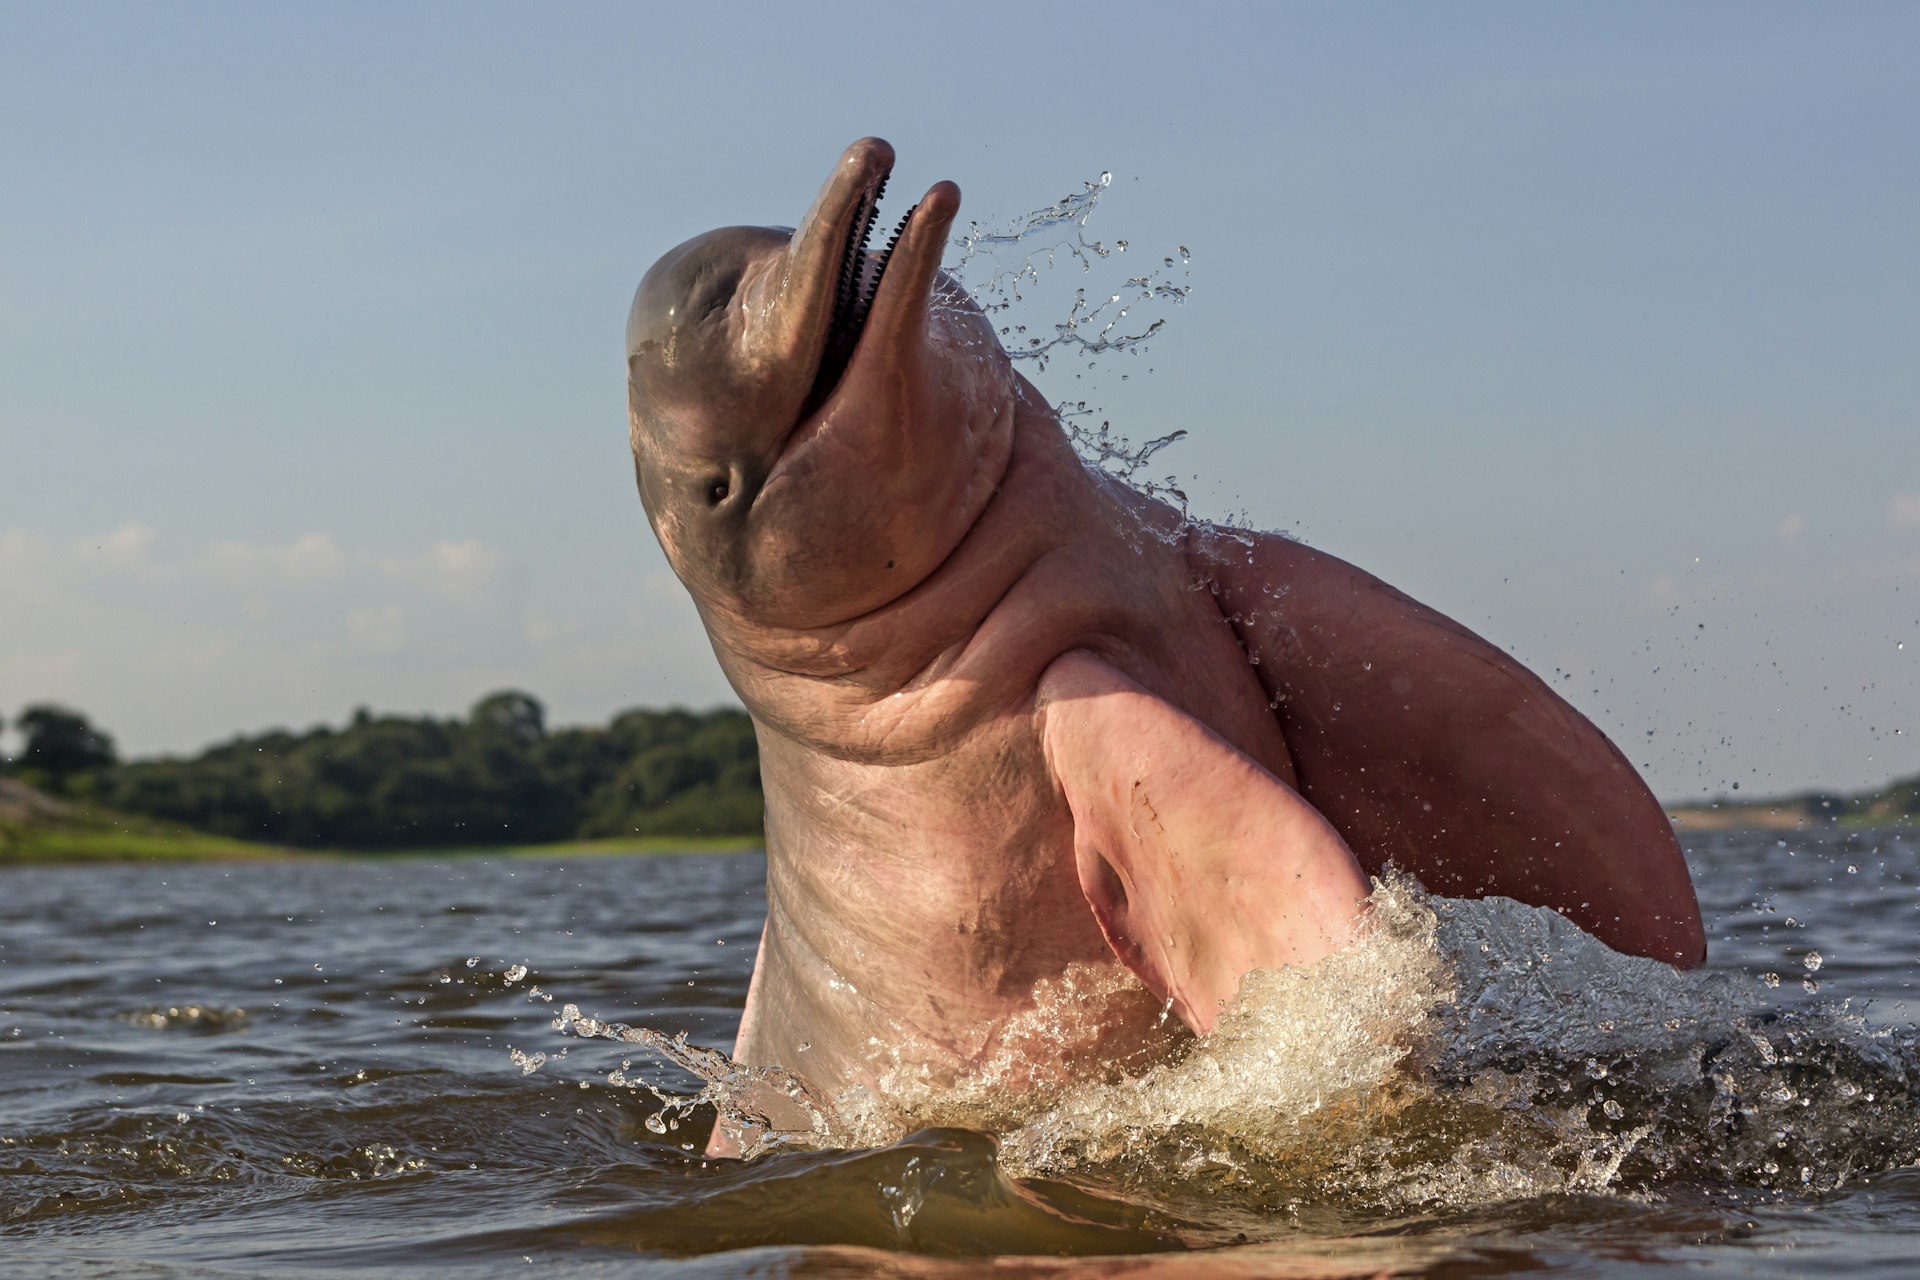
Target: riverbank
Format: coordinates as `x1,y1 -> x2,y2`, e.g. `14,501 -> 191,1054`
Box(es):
0,778 -> 760,865
13,773 -> 1910,866
1665,805 -> 1822,833
1665,785 -> 1917,833
1,777 -> 290,863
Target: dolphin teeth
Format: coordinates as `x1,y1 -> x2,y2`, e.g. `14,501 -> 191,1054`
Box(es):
833,193 -> 874,326
879,207 -> 914,262
809,177 -> 900,413
829,174 -> 886,332
861,204 -> 918,310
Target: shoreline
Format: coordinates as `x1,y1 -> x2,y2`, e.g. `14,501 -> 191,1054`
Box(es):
0,837 -> 765,866
2,775 -> 764,864
1666,808 -> 1914,834
10,785 -> 1911,866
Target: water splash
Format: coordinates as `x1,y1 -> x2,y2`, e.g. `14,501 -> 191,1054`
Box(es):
124,1003 -> 251,1033
943,171 -> 1198,516
993,874 -> 1453,1183
537,874 -> 1920,1216
944,171 -> 1191,371
549,1002 -> 833,1157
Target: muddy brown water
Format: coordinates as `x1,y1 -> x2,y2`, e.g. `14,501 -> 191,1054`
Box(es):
4,826 -> 1919,1277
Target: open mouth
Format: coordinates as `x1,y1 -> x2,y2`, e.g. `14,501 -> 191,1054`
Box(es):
805,170 -> 917,412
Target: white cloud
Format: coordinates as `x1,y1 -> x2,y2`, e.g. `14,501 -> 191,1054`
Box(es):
2,527 -> 498,598
1890,493 -> 1920,531
0,524 -> 506,741
523,614 -> 572,647
378,538 -> 501,601
347,602 -> 408,651
84,522 -> 157,563
0,521 -> 736,757
0,530 -> 57,594
203,532 -> 349,589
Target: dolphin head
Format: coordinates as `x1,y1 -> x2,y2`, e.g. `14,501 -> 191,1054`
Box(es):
627,138 -> 1018,629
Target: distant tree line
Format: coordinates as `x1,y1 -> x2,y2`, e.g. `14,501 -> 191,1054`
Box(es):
0,693 -> 762,849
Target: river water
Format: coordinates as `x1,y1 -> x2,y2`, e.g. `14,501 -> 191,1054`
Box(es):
4,825 -> 1918,1277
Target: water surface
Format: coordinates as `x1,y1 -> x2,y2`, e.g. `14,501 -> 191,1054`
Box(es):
4,827 -> 1918,1277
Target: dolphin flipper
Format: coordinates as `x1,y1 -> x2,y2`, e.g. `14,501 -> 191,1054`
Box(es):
1038,650 -> 1369,1035
1194,528 -> 1705,968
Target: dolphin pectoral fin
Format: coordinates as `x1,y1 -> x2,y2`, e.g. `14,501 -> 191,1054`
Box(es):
1038,650 -> 1370,1036
1192,528 -> 1706,969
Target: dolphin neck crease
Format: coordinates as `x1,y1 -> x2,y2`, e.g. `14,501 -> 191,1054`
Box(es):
699,396 -> 1213,771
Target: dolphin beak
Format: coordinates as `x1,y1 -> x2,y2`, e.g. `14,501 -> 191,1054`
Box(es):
773,138 -> 895,377
858,179 -> 961,362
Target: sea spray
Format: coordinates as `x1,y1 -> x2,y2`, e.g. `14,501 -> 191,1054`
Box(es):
548,1001 -> 834,1156
943,171 -> 1198,519
534,874 -> 1453,1169
532,873 -> 1920,1214
994,873 -> 1453,1180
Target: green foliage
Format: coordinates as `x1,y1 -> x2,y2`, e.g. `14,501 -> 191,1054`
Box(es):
86,691 -> 764,851
13,704 -> 117,792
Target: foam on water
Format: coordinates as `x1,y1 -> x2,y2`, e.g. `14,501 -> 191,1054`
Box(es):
545,871 -> 1920,1223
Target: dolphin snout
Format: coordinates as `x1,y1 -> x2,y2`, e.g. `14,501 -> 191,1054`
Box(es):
837,136 -> 895,179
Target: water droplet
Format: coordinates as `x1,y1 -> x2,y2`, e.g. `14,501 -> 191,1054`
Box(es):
504,964 -> 528,984
465,957 -> 479,968
1802,951 -> 1824,972
1763,971 -> 1782,988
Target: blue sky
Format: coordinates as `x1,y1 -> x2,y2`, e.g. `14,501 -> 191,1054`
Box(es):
2,2 -> 1915,800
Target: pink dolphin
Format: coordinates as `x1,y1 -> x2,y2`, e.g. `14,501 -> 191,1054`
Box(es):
624,139 -> 1704,1153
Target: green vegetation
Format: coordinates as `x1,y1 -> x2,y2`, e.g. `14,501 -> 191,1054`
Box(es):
0,777 -> 290,863
16,688 -> 1907,856
3,692 -> 764,856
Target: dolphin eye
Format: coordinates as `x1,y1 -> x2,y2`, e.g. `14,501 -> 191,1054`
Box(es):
708,478 -> 731,506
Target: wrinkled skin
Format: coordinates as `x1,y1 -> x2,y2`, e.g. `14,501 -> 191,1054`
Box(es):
626,139 -> 1705,1153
